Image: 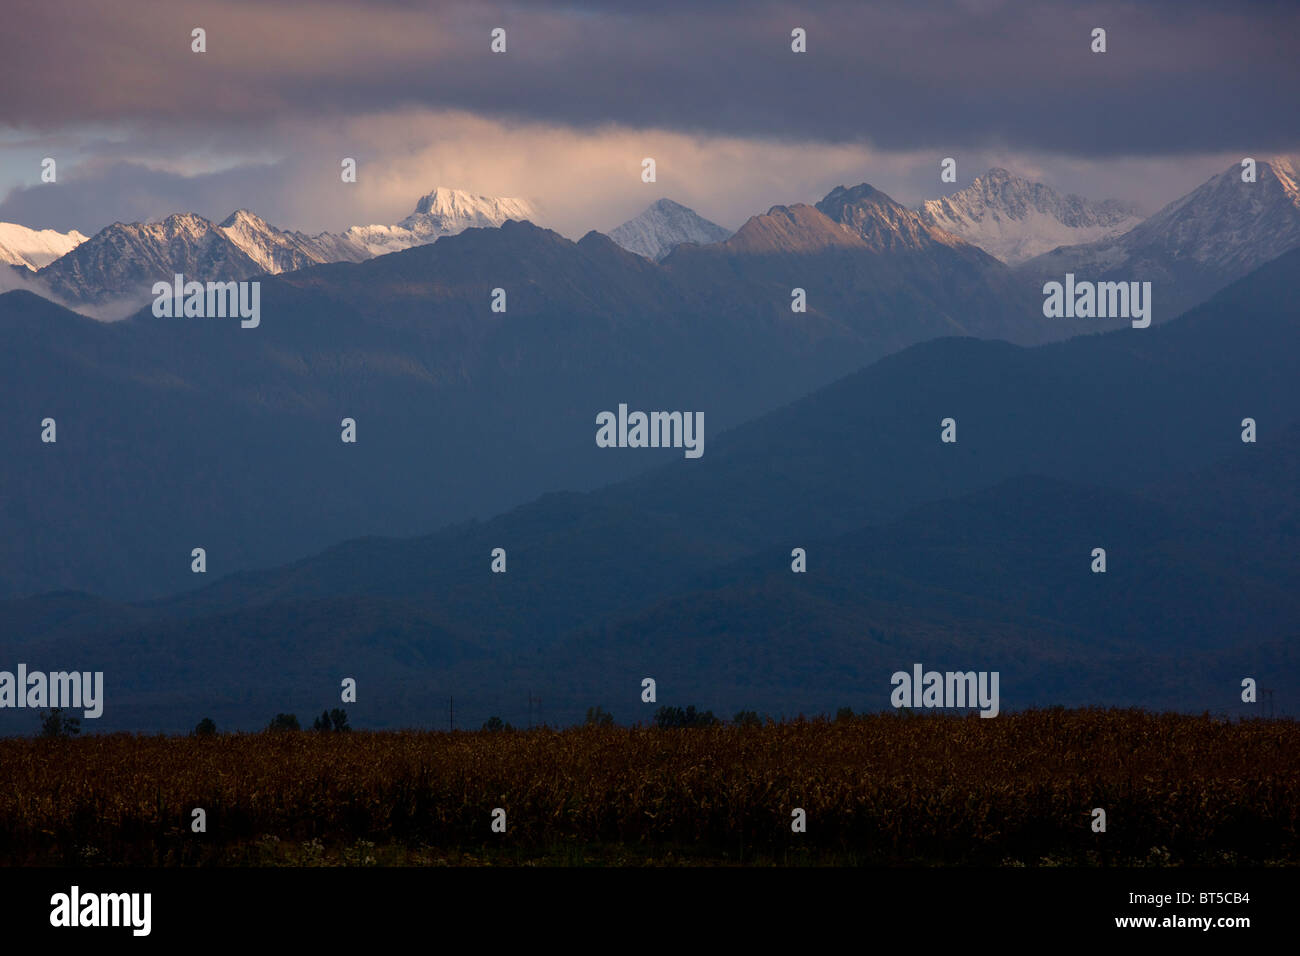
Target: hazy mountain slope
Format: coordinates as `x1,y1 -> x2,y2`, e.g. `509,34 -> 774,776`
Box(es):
551,432 -> 1299,721
7,395 -> 1293,732
4,249 -> 1297,730
133,245 -> 1300,622
1018,158 -> 1300,321
0,181 -> 1061,601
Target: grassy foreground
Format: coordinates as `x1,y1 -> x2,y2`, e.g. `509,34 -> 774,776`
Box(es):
2,709 -> 1297,866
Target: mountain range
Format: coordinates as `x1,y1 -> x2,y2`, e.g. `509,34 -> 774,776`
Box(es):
9,160 -> 1299,332
15,188 -> 537,317
0,172 -> 1045,601
0,153 -> 1298,729
4,247 -> 1297,731
1017,157 -> 1300,321
5,158 -> 1300,601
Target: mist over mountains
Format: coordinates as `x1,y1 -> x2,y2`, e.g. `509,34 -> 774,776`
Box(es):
3,247 -> 1298,731
2,158 -> 1298,730
0,174 -> 1056,601
4,161 -> 1300,601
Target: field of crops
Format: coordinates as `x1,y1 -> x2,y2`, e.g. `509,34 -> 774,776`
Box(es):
1,709 -> 1296,866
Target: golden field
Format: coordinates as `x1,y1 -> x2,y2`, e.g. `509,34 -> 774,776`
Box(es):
1,709 -> 1296,866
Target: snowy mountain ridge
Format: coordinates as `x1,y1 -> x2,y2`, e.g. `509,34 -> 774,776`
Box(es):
919,168 -> 1143,265
26,187 -> 539,316
0,222 -> 89,271
1016,157 -> 1300,321
344,187 -> 538,256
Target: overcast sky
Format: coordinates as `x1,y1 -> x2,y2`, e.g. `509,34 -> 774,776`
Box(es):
2,0 -> 1296,237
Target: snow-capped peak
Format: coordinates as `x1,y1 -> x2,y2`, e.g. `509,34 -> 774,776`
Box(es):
0,222 -> 88,271
1102,157 -> 1300,270
608,198 -> 731,260
1015,157 -> 1300,321
217,208 -> 370,274
344,187 -> 538,256
219,208 -> 271,230
408,187 -> 535,224
919,169 -> 1143,264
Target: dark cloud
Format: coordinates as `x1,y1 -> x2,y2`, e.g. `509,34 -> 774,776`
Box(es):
0,1 -> 1291,238
0,161 -> 296,234
3,0 -> 1297,157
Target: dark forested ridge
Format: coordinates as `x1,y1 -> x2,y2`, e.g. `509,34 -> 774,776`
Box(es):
3,250 -> 1297,731
0,200 -> 1040,600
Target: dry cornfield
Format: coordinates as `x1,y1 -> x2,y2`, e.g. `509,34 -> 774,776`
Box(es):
1,708 -> 1296,866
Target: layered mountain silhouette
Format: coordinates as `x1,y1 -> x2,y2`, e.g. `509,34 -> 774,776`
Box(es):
10,161 -> 1297,332
4,248 -> 1297,731
25,188 -> 537,317
0,180 -> 1047,600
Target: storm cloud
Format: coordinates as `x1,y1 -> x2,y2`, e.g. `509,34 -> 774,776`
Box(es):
1,0 -> 1295,237
4,0 -> 1296,153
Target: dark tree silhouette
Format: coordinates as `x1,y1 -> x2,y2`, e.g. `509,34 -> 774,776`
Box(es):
38,708 -> 80,738
267,713 -> 300,732
654,705 -> 718,729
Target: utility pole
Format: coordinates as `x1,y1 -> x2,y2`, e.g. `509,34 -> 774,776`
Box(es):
449,695 -> 455,732
528,691 -> 532,730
